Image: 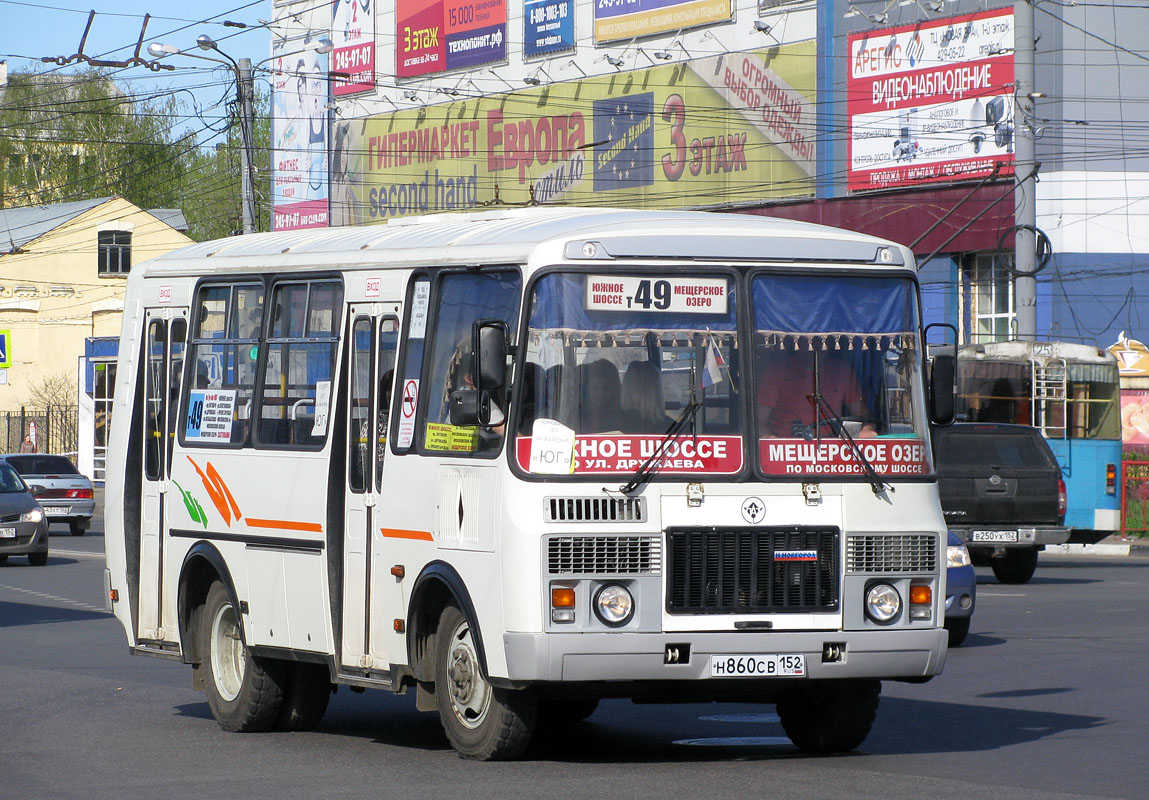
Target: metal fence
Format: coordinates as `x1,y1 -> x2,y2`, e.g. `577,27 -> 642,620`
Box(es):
0,406 -> 79,459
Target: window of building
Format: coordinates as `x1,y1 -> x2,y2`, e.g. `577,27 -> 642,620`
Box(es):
966,252 -> 1015,343
98,230 -> 132,275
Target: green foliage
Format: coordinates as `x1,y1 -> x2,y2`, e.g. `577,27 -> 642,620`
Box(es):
0,67 -> 271,242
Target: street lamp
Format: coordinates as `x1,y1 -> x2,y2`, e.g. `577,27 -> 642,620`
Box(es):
147,35 -> 332,235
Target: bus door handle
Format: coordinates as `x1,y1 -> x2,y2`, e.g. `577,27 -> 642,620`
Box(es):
365,493 -> 377,508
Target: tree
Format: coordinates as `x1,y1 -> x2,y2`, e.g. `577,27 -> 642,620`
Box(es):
0,67 -> 193,211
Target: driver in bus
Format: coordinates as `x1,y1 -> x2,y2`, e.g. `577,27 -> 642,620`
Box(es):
757,344 -> 877,439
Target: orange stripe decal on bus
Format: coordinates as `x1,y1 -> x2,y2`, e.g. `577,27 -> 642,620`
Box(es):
186,456 -> 239,527
246,518 -> 324,533
380,528 -> 434,541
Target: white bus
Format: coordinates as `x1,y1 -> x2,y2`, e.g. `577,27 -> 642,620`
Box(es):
105,208 -> 953,760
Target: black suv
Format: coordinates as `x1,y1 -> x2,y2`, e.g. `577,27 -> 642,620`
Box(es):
932,423 -> 1068,584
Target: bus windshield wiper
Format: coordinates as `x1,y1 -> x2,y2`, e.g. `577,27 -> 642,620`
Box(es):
811,392 -> 892,495
617,399 -> 702,495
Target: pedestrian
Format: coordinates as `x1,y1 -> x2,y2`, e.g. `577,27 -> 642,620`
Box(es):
19,434 -> 36,453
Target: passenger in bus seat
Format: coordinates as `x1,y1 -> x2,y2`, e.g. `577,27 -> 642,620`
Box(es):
757,347 -> 877,439
579,359 -> 625,433
622,360 -> 674,433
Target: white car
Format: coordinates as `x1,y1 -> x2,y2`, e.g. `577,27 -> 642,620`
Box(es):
0,455 -> 94,536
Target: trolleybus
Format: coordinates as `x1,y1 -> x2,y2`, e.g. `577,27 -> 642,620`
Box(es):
956,340 -> 1121,540
104,208 -> 954,760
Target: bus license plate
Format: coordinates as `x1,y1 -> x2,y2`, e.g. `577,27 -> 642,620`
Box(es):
971,530 -> 1018,542
710,654 -> 805,678
0,527 -> 15,538
42,507 -> 68,515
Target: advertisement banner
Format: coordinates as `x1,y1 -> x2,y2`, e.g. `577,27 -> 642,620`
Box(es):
516,435 -> 744,474
271,34 -> 330,230
332,0 -> 375,96
524,0 -> 573,59
594,0 -> 731,43
396,0 -> 506,79
847,8 -> 1016,192
1121,391 -> 1149,445
338,43 -> 815,224
759,437 -> 929,476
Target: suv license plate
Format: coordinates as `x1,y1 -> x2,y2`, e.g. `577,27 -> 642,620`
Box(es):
710,654 -> 806,678
971,530 -> 1019,542
0,527 -> 15,538
42,507 -> 68,515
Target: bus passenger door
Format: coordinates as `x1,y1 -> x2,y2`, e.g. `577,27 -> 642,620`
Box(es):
341,308 -> 399,672
138,308 -> 188,643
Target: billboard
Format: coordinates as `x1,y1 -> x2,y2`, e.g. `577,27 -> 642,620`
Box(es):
396,0 -> 506,79
594,0 -> 731,43
847,8 -> 1016,192
271,35 -> 331,230
332,0 -> 375,96
524,0 -> 574,59
335,43 -> 816,225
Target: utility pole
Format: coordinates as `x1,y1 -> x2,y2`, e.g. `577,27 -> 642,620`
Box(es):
236,58 -> 256,235
1013,0 -> 1038,340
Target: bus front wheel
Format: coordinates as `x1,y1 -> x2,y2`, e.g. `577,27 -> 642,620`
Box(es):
777,679 -> 881,753
434,603 -> 537,760
200,581 -> 286,732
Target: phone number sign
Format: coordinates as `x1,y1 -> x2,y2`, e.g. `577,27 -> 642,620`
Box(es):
586,275 -> 728,314
396,0 -> 506,78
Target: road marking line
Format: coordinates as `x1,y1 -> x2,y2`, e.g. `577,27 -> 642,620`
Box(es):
50,549 -> 105,560
0,582 -> 108,613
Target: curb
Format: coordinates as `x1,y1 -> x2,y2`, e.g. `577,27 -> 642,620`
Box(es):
1043,542 -> 1149,558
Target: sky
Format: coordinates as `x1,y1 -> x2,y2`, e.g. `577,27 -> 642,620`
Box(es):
1,0 -> 276,140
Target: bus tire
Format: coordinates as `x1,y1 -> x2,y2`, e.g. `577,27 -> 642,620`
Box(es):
277,662 -> 332,731
434,603 -> 537,760
777,679 -> 881,754
539,698 -> 599,725
200,581 -> 286,732
991,547 -> 1038,584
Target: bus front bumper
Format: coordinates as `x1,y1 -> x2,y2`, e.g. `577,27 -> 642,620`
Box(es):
502,627 -> 947,683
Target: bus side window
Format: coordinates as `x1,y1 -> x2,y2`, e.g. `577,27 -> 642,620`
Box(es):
258,280 -> 343,448
422,271 -> 521,456
376,319 -> 399,490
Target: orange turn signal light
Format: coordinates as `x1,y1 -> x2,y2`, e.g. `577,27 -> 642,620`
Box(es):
551,587 -> 575,608
909,585 -> 932,605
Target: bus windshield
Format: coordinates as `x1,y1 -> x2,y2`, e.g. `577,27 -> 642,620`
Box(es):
514,271 -> 743,476
752,274 -> 932,478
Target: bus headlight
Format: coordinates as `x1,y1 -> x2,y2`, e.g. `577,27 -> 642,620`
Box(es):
865,583 -> 901,624
593,584 -> 634,627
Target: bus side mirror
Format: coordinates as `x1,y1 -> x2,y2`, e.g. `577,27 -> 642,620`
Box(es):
929,354 -> 956,425
473,320 -> 508,391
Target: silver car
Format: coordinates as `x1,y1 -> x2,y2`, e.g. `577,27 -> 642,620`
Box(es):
0,454 -> 95,536
0,461 -> 49,566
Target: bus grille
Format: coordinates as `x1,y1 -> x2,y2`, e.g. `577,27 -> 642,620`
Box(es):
846,534 -> 937,573
666,527 -> 839,614
545,496 -> 646,523
547,536 -> 661,575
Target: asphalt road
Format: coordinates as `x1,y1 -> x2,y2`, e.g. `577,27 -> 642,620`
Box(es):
2,508 -> 1147,799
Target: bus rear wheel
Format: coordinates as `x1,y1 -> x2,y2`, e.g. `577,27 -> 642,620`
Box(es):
991,547 -> 1038,584
434,603 -> 537,760
777,679 -> 881,753
200,581 -> 286,732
